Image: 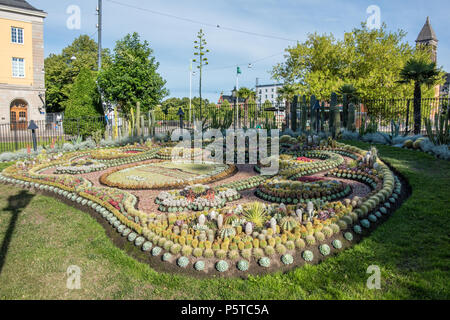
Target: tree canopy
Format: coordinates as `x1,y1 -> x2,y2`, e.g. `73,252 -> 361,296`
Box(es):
98,32 -> 168,115
272,23 -> 438,101
63,67 -> 104,137
44,35 -> 111,113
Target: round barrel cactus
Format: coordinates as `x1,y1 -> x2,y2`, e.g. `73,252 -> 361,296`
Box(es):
237,260 -> 249,272
302,250 -> 314,262
281,254 -> 294,265
177,256 -> 189,268
216,260 -> 229,272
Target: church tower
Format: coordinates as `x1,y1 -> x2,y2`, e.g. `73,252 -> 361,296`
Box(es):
416,16 -> 438,63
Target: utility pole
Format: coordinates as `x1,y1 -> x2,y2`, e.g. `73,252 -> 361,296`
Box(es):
97,0 -> 102,71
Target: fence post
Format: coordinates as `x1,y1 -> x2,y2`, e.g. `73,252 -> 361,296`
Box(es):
405,100 -> 410,136
309,95 -> 316,132
291,96 -> 298,132
301,95 -> 307,132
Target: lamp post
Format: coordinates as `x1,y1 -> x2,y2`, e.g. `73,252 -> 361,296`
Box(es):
28,120 -> 39,152
232,87 -> 238,130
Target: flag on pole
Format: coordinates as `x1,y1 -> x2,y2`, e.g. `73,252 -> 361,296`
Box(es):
237,66 -> 242,75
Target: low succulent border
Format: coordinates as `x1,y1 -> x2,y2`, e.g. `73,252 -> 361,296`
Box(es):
0,142 -> 409,277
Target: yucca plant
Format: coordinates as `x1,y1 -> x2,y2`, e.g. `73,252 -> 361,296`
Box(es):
242,202 -> 268,228
424,112 -> 450,145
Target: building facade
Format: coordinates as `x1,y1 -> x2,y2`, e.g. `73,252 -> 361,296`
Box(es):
0,0 -> 47,126
256,83 -> 284,105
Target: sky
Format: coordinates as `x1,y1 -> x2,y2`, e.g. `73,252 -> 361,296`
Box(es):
28,0 -> 450,103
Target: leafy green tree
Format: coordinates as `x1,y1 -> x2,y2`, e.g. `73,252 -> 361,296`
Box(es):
399,58 -> 443,134
272,23 -> 437,102
98,33 -> 168,115
63,68 -> 104,137
45,35 -> 111,113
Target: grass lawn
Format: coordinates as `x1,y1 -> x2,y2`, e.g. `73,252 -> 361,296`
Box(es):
0,142 -> 449,299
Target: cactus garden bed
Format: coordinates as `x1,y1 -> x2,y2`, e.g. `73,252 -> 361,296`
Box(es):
0,136 -> 413,279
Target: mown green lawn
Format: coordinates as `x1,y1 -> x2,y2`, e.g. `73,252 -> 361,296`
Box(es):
0,141 -> 449,300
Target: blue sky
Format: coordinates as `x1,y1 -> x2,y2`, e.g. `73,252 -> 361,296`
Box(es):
28,0 -> 450,103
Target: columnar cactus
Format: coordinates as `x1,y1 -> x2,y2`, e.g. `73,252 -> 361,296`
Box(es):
347,103 -> 356,132
136,102 -> 141,137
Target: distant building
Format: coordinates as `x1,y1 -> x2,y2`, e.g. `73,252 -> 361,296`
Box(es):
0,0 -> 47,126
256,83 -> 284,105
217,89 -> 245,108
441,73 -> 450,97
416,17 -> 441,98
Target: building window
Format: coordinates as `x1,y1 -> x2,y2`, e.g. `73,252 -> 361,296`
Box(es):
11,27 -> 24,44
12,58 -> 25,78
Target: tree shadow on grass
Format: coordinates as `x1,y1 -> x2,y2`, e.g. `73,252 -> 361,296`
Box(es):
0,190 -> 34,275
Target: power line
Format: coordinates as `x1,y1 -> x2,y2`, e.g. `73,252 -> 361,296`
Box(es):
105,0 -> 298,42
207,51 -> 285,71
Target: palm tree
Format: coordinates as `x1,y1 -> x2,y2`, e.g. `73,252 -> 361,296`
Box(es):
338,84 -> 359,128
399,59 -> 441,134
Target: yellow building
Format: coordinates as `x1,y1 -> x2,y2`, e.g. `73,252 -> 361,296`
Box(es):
0,0 -> 46,127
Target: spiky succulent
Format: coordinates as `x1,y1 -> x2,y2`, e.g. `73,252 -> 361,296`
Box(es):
281,254 -> 294,265
216,260 -> 229,272
162,253 -> 172,261
237,260 -> 249,271
242,202 -> 268,228
259,257 -> 271,268
332,239 -> 342,249
319,244 -> 331,256
302,250 -> 314,262
177,256 -> 189,268
194,261 -> 205,271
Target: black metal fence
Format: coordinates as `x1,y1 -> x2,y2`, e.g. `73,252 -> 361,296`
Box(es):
1,96 -> 448,153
